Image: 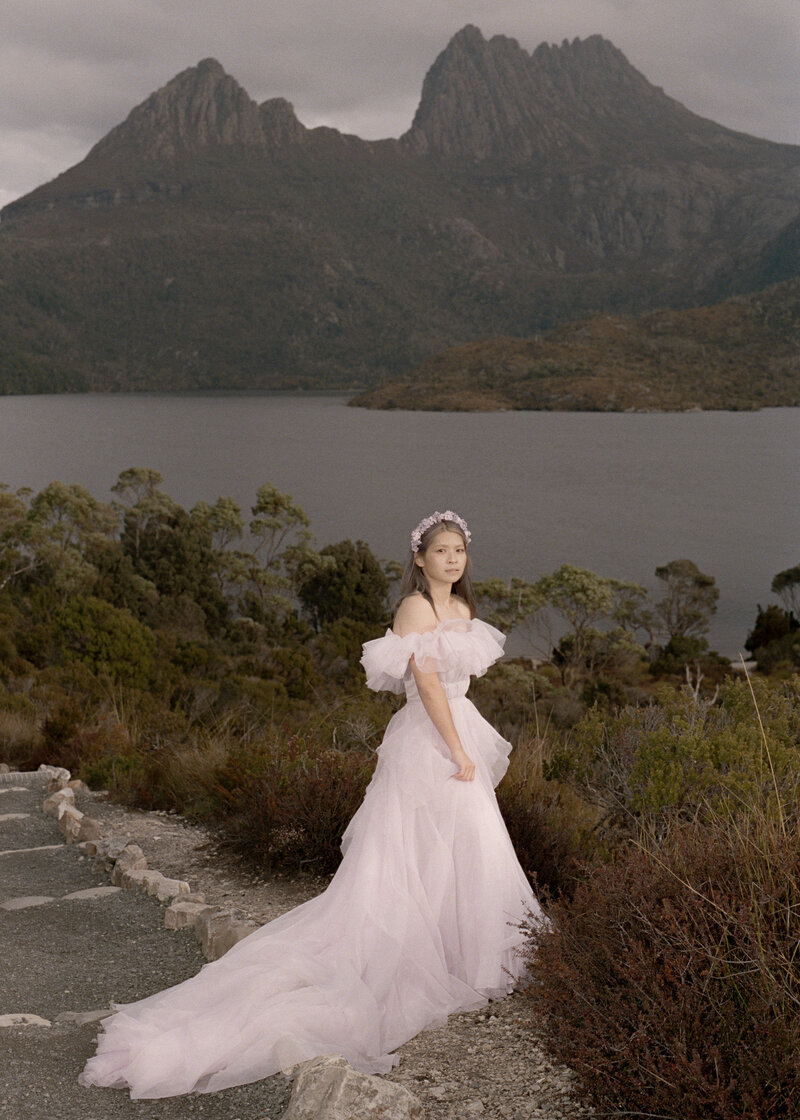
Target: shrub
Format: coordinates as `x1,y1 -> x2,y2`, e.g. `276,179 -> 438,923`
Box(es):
208,730 -> 377,874
54,596 -> 157,687
525,808 -> 800,1119
496,733 -> 597,896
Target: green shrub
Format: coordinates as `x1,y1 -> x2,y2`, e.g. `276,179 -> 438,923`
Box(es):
54,596 -> 157,687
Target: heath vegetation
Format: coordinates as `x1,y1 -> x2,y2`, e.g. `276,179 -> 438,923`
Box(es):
1,469 -> 798,1117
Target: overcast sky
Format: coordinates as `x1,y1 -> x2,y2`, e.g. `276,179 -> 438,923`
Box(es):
1,0 -> 798,209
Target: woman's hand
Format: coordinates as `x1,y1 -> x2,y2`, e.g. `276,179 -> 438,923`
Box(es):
450,747 -> 475,782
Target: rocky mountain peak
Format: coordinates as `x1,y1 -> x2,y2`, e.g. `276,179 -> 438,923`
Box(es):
88,58 -> 303,162
403,25 -> 704,162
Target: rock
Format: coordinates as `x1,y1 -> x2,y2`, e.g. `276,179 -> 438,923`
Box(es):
195,908 -> 258,960
57,804 -> 85,843
55,1009 -> 113,1026
76,816 -> 103,843
119,868 -> 150,890
67,778 -> 90,793
38,764 -> 71,785
114,843 -> 147,873
0,1013 -> 52,1027
0,763 -> 10,773
93,836 -> 132,871
42,788 -> 75,817
153,876 -> 191,904
282,1055 -> 424,1120
164,899 -> 210,931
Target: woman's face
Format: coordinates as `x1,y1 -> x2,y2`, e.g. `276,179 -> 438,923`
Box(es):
415,529 -> 467,587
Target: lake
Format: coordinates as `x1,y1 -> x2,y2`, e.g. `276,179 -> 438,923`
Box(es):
1,392 -> 798,658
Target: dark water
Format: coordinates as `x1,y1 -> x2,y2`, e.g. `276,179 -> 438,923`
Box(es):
1,392 -> 798,657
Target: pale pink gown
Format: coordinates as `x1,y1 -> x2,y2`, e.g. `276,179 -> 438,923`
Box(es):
80,618 -> 542,1098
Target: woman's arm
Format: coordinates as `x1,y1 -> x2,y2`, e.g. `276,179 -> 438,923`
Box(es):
394,595 -> 475,782
410,658 -> 475,781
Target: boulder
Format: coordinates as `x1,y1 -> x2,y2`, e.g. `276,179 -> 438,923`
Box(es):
195,908 -> 258,960
76,816 -> 103,843
281,1055 -> 423,1120
58,804 -> 85,843
153,876 -> 191,904
164,899 -> 211,931
0,763 -> 10,774
42,788 -> 75,817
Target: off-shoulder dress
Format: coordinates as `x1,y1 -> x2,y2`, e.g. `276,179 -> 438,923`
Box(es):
79,618 -> 543,1098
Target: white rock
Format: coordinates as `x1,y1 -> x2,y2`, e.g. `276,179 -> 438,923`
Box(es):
154,877 -> 191,904
58,804 -> 85,843
0,1013 -> 52,1027
282,1055 -> 424,1120
164,899 -> 210,931
42,788 -> 75,817
0,813 -> 29,821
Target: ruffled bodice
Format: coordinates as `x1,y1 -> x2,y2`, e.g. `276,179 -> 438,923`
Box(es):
360,617 -> 505,699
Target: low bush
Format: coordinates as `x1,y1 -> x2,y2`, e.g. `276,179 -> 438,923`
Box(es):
525,807 -> 800,1119
208,731 -> 377,874
496,733 -> 598,896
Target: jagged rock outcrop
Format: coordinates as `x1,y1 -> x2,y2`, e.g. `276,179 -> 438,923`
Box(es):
0,26 -> 798,395
89,58 -> 306,160
401,25 -> 782,164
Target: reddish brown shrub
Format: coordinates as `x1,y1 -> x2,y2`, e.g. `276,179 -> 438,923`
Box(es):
210,731 -> 376,875
525,813 -> 800,1120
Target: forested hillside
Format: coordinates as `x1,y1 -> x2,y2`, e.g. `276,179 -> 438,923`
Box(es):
353,278 -> 800,410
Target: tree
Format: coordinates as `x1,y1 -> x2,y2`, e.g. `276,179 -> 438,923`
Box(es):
0,485 -> 34,590
648,559 -> 719,641
241,485 -> 316,625
298,540 -> 388,631
25,481 -> 119,598
535,565 -> 646,686
771,564 -> 800,619
474,577 -> 543,653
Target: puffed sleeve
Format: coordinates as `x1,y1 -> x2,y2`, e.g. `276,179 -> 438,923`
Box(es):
360,619 -> 505,694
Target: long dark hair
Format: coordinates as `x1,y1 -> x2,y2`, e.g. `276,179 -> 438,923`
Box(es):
394,519 -> 477,620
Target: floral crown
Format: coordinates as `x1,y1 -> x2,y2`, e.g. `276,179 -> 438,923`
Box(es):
410,510 -> 471,553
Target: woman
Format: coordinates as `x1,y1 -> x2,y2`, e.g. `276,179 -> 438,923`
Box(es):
80,510 -> 543,1098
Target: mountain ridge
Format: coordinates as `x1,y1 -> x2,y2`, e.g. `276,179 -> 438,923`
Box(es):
0,25 -> 799,395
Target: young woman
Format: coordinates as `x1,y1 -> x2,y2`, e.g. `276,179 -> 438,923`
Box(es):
80,510 -> 543,1099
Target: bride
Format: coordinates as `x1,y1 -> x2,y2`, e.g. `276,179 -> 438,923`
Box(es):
80,510 -> 544,1098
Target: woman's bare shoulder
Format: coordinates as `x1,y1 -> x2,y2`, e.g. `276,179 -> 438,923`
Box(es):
393,593 -> 438,637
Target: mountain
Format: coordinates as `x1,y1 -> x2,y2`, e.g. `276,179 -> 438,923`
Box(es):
1,26 -> 799,394
352,278 -> 800,411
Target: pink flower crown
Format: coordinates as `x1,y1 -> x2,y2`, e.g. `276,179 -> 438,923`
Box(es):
410,510 -> 471,553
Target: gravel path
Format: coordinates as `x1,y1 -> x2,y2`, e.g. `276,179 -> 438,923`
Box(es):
1,775 -> 594,1119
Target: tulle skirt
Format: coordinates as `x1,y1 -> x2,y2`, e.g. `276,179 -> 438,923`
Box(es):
80,694 -> 541,1098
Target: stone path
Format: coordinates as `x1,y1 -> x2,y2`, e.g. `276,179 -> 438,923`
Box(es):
0,769 -> 594,1120
0,769 -> 294,1120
